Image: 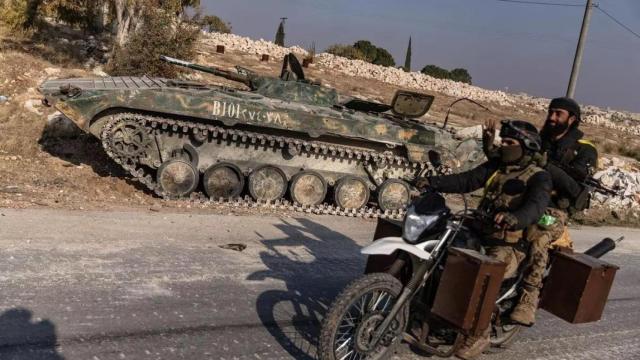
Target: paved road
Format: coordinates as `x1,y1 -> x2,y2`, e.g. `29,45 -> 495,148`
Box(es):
0,208 -> 638,359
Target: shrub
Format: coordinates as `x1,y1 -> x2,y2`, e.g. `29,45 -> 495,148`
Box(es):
450,68 -> 472,84
421,64 -> 450,79
106,4 -> 200,78
200,14 -> 231,33
0,0 -> 30,30
353,40 -> 395,67
421,64 -> 473,84
325,44 -> 366,61
326,40 -> 395,67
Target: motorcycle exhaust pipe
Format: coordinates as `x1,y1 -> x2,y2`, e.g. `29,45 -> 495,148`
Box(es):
584,236 -> 624,258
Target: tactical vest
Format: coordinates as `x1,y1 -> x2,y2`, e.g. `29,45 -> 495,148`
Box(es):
480,163 -> 544,244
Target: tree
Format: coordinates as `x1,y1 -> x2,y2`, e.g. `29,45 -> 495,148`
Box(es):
373,46 -> 395,67
421,64 -> 473,84
353,40 -> 377,63
352,40 -> 395,67
421,64 -> 450,80
112,0 -> 199,46
200,14 -> 231,33
274,17 -> 285,46
450,68 -> 472,84
0,0 -> 43,29
107,2 -> 200,77
112,0 -> 146,46
403,36 -> 412,72
45,0 -> 104,33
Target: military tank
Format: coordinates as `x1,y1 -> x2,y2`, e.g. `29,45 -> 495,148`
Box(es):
39,53 -> 482,216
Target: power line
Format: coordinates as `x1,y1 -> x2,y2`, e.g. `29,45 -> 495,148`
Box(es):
495,0 -> 583,7
595,5 -> 640,40
496,0 -> 640,41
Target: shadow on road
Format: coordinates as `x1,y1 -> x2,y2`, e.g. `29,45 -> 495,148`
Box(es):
248,217 -> 365,359
0,307 -> 65,359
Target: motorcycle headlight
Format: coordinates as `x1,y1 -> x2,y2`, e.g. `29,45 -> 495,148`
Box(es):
403,206 -> 440,243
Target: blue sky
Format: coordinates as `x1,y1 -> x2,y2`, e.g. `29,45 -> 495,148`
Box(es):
202,0 -> 640,112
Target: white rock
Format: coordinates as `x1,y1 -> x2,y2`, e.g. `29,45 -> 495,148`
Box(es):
45,112 -> 81,138
24,99 -> 42,115
44,67 -> 60,76
456,125 -> 483,139
92,66 -> 108,77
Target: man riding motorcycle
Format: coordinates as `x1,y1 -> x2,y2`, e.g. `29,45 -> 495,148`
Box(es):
482,97 -> 597,327
416,119 -> 552,360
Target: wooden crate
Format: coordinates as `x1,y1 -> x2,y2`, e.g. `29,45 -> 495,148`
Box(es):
540,251 -> 618,323
431,248 -> 506,335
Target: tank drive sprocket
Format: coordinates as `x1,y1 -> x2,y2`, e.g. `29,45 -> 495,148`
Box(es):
101,116 -> 153,166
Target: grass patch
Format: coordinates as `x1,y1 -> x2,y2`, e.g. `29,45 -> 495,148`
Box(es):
598,139 -> 640,163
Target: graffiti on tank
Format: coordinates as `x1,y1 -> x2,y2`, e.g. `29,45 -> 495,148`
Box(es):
212,101 -> 285,126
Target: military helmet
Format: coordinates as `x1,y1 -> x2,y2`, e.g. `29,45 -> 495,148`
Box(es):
500,119 -> 542,152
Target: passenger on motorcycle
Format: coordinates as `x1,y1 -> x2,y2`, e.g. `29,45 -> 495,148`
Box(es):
415,119 -> 552,360
483,98 -> 596,327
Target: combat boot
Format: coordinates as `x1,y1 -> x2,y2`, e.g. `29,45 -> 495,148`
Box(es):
455,327 -> 490,360
510,285 -> 540,326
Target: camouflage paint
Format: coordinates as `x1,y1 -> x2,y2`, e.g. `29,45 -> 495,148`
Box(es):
39,75 -> 450,163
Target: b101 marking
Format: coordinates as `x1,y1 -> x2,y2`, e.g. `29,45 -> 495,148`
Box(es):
212,101 -> 286,126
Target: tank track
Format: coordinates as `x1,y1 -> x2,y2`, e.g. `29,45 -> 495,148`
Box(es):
100,112 -> 431,219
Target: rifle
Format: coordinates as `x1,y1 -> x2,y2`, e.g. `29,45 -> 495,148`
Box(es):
548,159 -> 621,197
582,176 -> 620,197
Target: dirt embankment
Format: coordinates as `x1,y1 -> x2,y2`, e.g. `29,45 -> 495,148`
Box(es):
0,24 -> 638,225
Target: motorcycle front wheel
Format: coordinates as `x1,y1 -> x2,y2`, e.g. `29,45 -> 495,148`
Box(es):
319,273 -> 408,360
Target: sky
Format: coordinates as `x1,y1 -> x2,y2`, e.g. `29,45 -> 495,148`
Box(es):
202,0 -> 640,113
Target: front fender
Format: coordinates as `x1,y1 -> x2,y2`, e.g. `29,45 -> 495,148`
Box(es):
361,236 -> 433,261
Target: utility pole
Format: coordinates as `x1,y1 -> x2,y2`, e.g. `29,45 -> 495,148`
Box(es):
566,0 -> 595,98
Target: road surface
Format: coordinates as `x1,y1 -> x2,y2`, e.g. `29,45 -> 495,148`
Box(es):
0,208 -> 638,359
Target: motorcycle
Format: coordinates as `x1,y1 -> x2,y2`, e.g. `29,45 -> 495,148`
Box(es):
318,188 -> 621,360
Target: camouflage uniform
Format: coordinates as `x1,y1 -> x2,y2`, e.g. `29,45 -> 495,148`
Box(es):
510,104 -> 597,326
478,164 -> 549,279
523,208 -> 569,285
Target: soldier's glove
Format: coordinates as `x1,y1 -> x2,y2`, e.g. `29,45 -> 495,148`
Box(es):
494,212 -> 519,229
414,177 -> 430,190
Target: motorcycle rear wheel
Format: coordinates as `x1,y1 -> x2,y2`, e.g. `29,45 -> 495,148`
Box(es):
319,273 -> 408,360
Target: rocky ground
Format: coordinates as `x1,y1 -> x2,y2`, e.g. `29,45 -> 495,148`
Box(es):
0,24 -> 639,225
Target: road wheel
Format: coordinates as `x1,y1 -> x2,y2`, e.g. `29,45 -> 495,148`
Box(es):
203,163 -> 244,199
156,159 -> 199,198
334,176 -> 369,209
377,179 -> 411,212
290,171 -> 327,206
319,273 -> 407,360
248,165 -> 287,201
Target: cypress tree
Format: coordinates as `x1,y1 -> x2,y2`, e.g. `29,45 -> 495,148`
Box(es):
275,18 -> 286,46
403,36 -> 412,72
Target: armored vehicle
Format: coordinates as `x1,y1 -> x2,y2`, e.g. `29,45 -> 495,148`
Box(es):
39,54 -> 482,214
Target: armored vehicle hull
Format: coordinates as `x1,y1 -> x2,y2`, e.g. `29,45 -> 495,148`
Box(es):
40,67 -> 481,216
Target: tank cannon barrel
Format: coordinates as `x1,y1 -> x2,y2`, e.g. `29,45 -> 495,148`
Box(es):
160,55 -> 251,87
